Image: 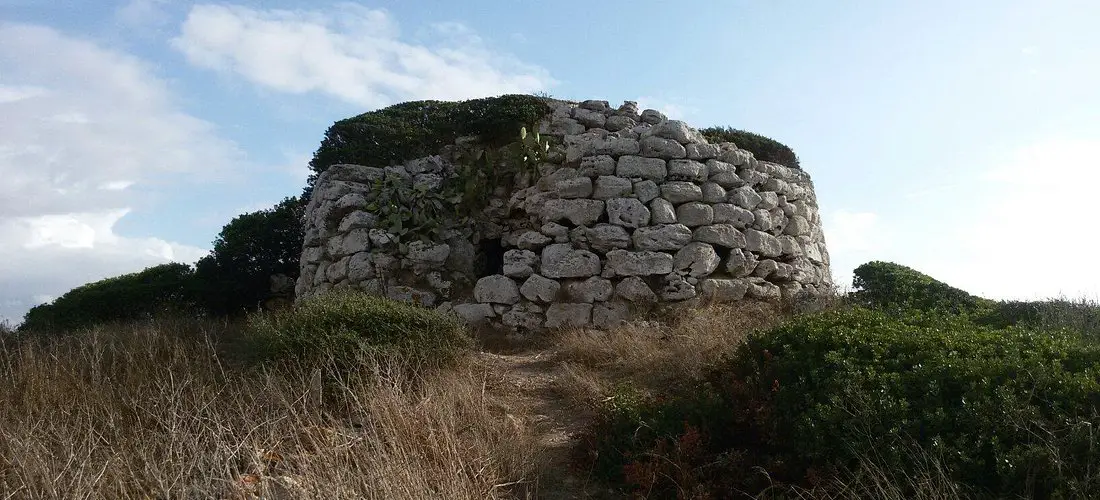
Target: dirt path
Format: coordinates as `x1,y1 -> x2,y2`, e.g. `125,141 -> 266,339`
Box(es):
475,348 -> 615,500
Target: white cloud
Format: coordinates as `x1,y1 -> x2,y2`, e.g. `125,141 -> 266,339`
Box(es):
171,4 -> 554,107
0,212 -> 208,324
0,22 -> 238,324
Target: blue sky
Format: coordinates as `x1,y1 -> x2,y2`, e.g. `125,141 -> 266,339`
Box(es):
2,0 -> 1098,323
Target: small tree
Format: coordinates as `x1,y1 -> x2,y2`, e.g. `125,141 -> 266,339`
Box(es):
194,197 -> 305,316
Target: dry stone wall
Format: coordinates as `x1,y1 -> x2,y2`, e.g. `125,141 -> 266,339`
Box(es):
297,98 -> 832,332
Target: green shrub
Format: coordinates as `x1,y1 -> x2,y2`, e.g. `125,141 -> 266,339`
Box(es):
850,261 -> 994,316
245,290 -> 471,366
699,126 -> 801,170
985,299 -> 1100,342
308,94 -> 551,184
19,263 -> 201,333
715,307 -> 1100,498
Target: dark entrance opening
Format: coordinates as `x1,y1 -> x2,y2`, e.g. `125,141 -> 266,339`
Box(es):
477,238 -> 505,277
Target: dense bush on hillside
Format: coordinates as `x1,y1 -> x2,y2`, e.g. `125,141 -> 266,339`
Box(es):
588,307 -> 1100,498
193,196 -> 305,316
725,308 -> 1100,497
699,126 -> 801,170
19,263 -> 201,333
585,261 -> 1100,498
850,261 -> 994,316
308,94 -> 551,186
246,290 -> 471,366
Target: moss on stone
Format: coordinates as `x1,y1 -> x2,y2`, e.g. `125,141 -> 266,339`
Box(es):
309,94 -> 552,180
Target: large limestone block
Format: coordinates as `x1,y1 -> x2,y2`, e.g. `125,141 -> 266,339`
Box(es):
541,243 -> 602,278
520,274 -> 561,303
540,199 -> 605,226
647,120 -> 708,145
606,250 -> 674,276
693,224 -> 746,248
565,277 -> 614,303
579,155 -> 616,177
347,252 -> 376,282
744,229 -> 783,258
640,135 -> 687,159
586,224 -> 631,253
699,279 -> 750,301
606,198 -> 651,228
640,109 -> 666,124
632,224 -> 693,251
502,249 -> 539,278
661,181 -> 703,204
729,186 -> 763,210
660,274 -> 697,301
649,198 -> 677,224
616,156 -> 667,182
545,303 -> 593,328
326,228 -> 372,258
502,303 -> 544,330
452,303 -> 496,325
667,159 -> 709,182
592,176 -> 633,200
712,204 -> 755,228
674,242 -> 720,278
676,202 -> 714,227
615,276 -> 658,302
633,180 -> 660,203
474,275 -> 521,304
592,301 -> 631,329
338,211 -> 378,232
687,143 -> 721,160
406,241 -> 450,268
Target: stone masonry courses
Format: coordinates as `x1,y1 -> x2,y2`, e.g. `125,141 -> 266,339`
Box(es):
297,98 -> 832,332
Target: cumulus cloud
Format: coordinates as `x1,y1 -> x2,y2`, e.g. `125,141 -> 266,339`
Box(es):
171,3 -> 554,107
0,212 -> 208,323
0,22 -> 240,323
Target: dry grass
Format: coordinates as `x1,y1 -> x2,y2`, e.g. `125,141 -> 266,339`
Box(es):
0,318 -> 541,499
554,301 -> 786,405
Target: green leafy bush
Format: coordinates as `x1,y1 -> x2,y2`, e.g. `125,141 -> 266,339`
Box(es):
714,307 -> 1100,498
19,263 -> 201,333
245,289 -> 471,366
699,126 -> 801,170
308,94 -> 551,183
985,299 -> 1100,341
193,196 -> 304,316
850,261 -> 994,316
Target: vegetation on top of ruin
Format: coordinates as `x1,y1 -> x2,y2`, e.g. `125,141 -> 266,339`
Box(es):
700,126 -> 802,170
308,94 -> 552,183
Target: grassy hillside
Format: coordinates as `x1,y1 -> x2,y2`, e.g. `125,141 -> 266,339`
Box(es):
2,262 -> 1099,499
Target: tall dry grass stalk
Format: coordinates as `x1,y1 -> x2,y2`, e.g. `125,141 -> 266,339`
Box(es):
0,318 -> 540,499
